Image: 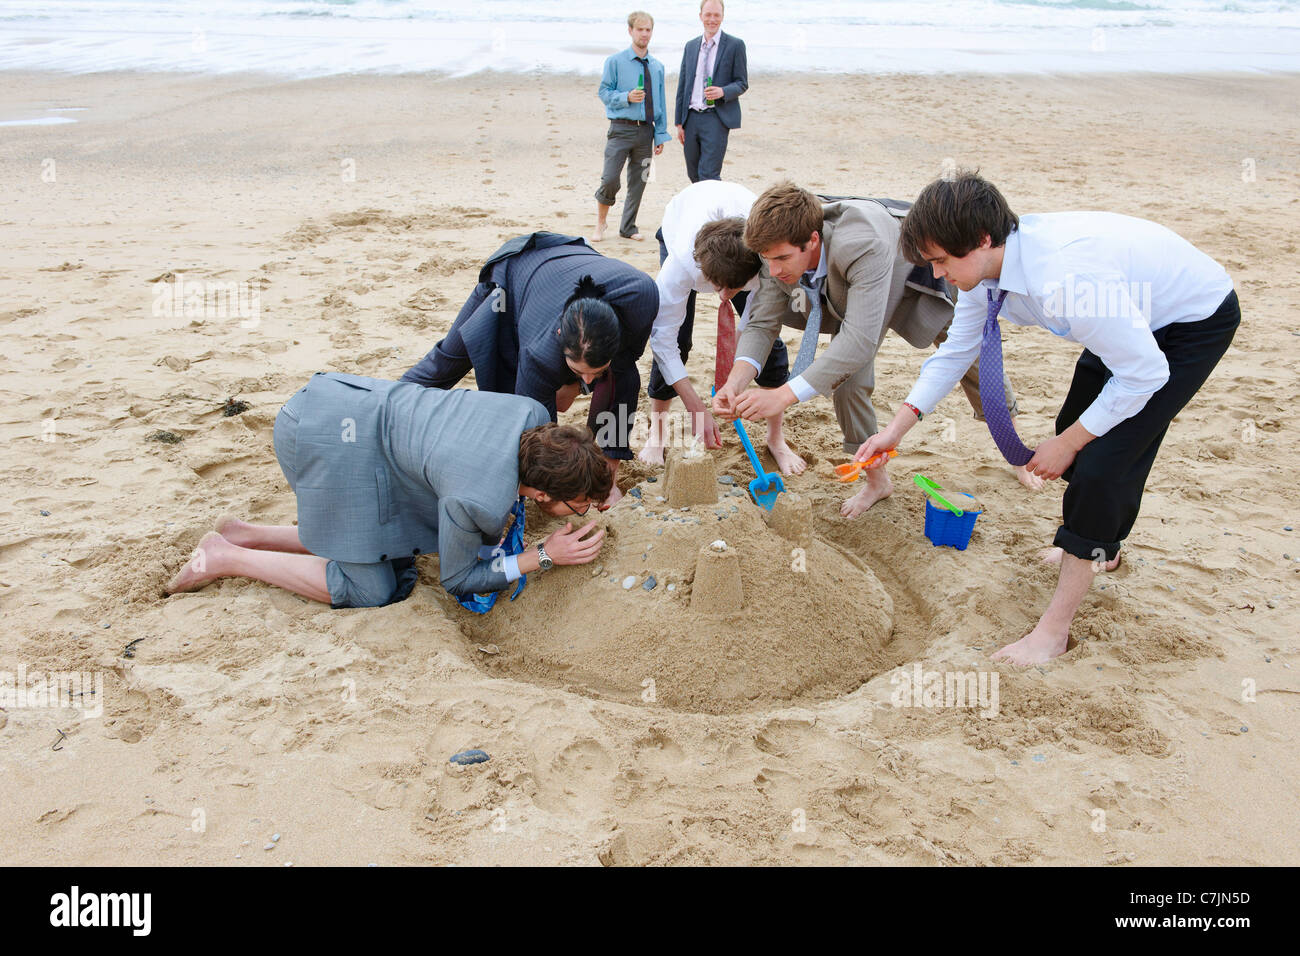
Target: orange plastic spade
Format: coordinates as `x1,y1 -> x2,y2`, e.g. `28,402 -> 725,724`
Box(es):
834,449 -> 897,482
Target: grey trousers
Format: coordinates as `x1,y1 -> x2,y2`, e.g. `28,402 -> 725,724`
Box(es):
825,320 -> 1019,454
594,121 -> 654,237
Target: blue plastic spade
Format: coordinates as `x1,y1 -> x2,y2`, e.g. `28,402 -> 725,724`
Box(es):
732,419 -> 784,510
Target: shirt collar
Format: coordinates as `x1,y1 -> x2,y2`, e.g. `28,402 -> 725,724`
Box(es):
994,228 -> 1027,296
803,243 -> 828,285
626,47 -> 650,62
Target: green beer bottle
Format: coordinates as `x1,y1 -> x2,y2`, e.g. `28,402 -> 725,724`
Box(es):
705,75 -> 714,107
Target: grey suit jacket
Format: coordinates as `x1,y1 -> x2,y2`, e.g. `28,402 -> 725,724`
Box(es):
736,199 -> 955,396
280,372 -> 549,597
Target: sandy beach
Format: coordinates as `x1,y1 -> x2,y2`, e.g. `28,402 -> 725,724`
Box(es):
1,68 -> 1297,865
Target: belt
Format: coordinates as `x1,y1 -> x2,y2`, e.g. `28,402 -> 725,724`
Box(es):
611,118 -> 652,126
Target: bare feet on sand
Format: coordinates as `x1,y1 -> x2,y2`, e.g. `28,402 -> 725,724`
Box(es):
840,469 -> 892,517
1038,546 -> 1122,572
637,443 -> 665,466
626,232 -> 643,241
592,222 -> 607,242
992,622 -> 1070,665
165,531 -> 230,594
1015,464 -> 1047,491
766,436 -> 807,476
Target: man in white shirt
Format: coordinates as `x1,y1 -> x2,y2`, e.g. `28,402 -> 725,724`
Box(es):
856,171 -> 1240,666
639,180 -> 801,472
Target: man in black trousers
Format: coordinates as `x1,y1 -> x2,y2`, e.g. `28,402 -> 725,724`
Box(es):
674,0 -> 748,183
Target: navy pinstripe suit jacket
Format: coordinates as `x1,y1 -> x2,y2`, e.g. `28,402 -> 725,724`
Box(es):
402,234 -> 658,460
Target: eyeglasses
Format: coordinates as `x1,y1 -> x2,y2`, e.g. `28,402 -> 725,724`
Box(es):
563,499 -> 593,516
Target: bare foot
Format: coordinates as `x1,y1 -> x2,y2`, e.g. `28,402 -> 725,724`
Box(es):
165,531 -> 230,594
215,515 -> 255,547
1038,546 -> 1122,572
637,444 -> 665,466
592,222 -> 607,242
766,437 -> 807,476
1014,464 -> 1047,491
627,232 -> 644,241
840,471 -> 892,518
992,620 -> 1070,665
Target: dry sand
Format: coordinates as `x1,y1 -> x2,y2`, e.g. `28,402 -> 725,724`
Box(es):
1,69 -> 1297,866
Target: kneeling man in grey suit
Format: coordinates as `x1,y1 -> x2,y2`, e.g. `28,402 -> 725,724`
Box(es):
166,372 -> 609,608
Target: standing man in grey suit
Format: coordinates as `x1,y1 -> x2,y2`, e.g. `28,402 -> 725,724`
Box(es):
594,11 -> 670,242
674,0 -> 748,183
166,373 -> 610,609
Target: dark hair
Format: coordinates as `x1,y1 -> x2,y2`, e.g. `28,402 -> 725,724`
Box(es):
559,275 -> 621,369
899,170 -> 1019,266
694,216 -> 761,290
519,423 -> 613,502
744,182 -> 823,253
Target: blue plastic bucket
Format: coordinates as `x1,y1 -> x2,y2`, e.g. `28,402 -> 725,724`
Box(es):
923,492 -> 982,550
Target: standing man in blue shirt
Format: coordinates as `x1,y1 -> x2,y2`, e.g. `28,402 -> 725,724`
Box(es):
594,11 -> 670,243
674,0 -> 748,183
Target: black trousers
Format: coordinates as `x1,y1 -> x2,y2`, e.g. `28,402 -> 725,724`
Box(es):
1053,290 -> 1240,562
646,229 -> 788,400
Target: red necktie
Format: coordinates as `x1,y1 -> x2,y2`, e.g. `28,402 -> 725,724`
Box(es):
714,297 -> 737,393
586,371 -> 616,437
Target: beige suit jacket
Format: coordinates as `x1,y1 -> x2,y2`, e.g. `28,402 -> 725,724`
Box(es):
736,200 -> 956,395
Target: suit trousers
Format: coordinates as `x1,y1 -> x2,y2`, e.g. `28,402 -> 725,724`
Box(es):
682,108 -> 729,182
594,121 -> 655,237
824,314 -> 1019,454
273,387 -> 418,609
1052,289 -> 1240,562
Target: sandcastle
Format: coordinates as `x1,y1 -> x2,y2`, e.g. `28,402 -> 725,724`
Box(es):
763,491 -> 812,547
456,455 -> 896,713
691,539 -> 743,611
663,445 -> 718,508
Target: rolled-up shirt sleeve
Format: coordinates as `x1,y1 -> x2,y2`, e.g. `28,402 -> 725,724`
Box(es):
904,289 -> 985,415
649,255 -> 696,387
1066,274 -> 1170,437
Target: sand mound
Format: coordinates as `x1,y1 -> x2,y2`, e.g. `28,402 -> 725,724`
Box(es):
456,460 -> 894,714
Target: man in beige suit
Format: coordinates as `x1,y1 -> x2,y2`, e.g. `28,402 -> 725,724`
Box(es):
714,183 -> 1034,517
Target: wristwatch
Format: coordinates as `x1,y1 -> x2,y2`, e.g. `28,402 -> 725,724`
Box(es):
536,544 -> 554,571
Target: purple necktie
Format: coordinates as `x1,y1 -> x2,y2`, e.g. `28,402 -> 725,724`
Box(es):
979,289 -> 1034,466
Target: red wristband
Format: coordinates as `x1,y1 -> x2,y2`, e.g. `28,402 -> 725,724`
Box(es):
902,402 -> 923,421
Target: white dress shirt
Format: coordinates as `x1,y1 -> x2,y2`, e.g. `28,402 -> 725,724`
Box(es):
904,212 -> 1233,437
651,180 -> 758,388
689,34 -> 721,111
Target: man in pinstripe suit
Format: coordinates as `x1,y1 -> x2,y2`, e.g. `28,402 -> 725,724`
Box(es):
165,373 -> 610,609
402,232 -> 658,508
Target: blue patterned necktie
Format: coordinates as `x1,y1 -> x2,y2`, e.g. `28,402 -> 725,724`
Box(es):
788,274 -> 824,379
979,289 -> 1034,466
457,497 -> 528,614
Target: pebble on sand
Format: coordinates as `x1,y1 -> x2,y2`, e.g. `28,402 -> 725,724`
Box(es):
622,575 -> 637,589
449,749 -> 491,765
643,575 -> 657,591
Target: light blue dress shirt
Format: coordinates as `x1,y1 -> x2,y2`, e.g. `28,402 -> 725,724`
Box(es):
598,46 -> 671,146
